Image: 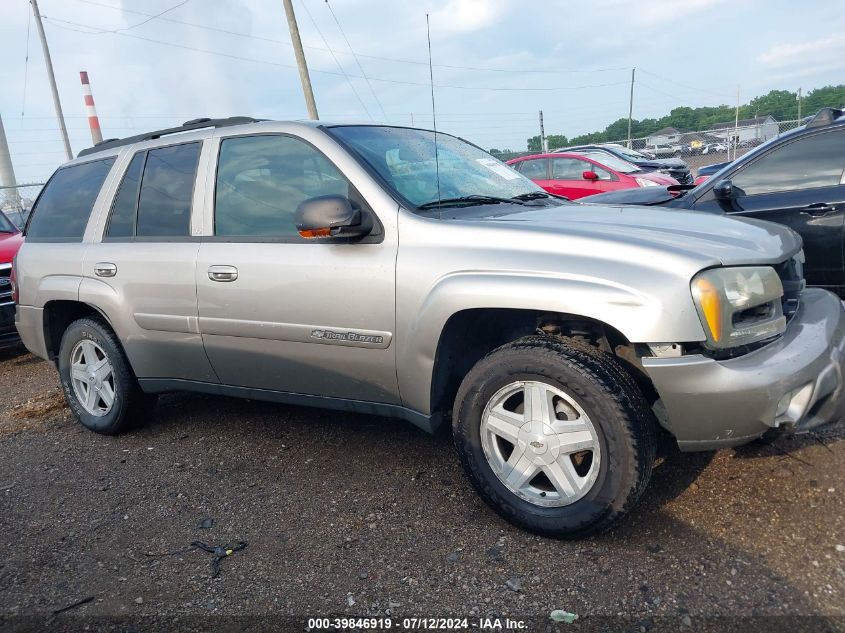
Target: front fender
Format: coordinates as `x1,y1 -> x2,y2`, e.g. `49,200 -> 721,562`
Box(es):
396,270 -> 706,415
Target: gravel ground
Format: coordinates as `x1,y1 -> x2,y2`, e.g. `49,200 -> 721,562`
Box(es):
0,344 -> 844,633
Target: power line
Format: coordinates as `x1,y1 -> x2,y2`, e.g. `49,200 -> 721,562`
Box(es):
324,0 -> 388,122
41,17 -> 630,92
67,0 -> 628,75
295,0 -> 372,120
638,68 -> 734,100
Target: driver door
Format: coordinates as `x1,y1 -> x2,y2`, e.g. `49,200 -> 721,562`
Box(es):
195,133 -> 399,403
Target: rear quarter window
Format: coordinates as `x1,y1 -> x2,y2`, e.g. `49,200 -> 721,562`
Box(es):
26,158 -> 115,241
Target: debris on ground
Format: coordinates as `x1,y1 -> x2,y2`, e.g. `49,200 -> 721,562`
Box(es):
191,540 -> 248,578
549,609 -> 578,623
51,595 -> 94,615
197,517 -> 214,529
505,577 -> 522,592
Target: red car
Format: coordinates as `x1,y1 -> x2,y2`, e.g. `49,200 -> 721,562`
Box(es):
507,151 -> 678,200
0,211 -> 24,345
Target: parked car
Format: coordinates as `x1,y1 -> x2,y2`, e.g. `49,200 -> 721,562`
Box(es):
581,107 -> 845,296
694,160 -> 731,185
642,143 -> 688,158
15,118 -> 845,538
701,142 -> 727,155
0,211 -> 24,346
506,152 -> 677,199
556,144 -> 693,184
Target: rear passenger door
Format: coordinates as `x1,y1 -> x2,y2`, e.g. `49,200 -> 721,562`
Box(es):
195,133 -> 399,403
80,140 -> 218,382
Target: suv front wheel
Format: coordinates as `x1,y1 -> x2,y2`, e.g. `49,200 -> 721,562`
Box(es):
453,335 -> 656,538
58,317 -> 155,434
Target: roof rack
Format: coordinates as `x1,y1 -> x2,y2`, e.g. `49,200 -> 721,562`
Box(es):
76,116 -> 264,158
805,107 -> 844,129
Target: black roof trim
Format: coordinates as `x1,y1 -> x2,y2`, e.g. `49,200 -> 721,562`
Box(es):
76,116 -> 264,157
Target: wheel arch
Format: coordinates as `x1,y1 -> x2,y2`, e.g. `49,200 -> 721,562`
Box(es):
42,299 -> 116,361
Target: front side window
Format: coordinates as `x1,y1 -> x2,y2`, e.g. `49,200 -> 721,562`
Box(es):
26,158 -> 115,240
730,129 -> 845,196
214,135 -> 352,238
135,143 -> 201,237
328,126 -> 545,209
516,159 -> 548,179
552,158 -> 591,180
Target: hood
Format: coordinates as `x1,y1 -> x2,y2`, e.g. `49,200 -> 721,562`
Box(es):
0,231 -> 23,264
634,157 -> 687,169
448,203 -> 801,268
579,186 -> 680,205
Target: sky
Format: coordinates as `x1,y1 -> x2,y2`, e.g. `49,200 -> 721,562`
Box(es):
0,0 -> 844,184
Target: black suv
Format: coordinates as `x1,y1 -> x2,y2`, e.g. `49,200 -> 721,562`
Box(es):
557,143 -> 693,184
581,108 -> 845,297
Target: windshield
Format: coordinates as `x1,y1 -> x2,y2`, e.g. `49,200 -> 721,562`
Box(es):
578,151 -> 640,174
0,212 -> 17,233
328,125 -> 544,208
611,146 -> 650,161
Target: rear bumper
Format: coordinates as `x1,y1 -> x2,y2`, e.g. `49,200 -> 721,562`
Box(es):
643,289 -> 845,451
15,305 -> 49,359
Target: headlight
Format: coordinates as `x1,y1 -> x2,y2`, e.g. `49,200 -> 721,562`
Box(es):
691,266 -> 785,349
635,177 -> 658,187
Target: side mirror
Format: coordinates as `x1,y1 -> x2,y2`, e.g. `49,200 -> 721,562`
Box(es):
295,195 -> 369,239
713,179 -> 735,201
582,170 -> 599,181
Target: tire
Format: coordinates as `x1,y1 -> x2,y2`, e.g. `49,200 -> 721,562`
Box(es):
58,317 -> 156,435
452,335 -> 656,538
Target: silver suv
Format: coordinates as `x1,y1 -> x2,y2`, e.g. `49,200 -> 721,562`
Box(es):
14,117 -> 845,537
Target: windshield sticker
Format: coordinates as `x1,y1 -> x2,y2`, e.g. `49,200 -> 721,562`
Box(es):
476,158 -> 521,180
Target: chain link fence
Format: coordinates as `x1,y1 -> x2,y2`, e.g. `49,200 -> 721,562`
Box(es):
490,118 -> 804,178
0,184 -> 44,229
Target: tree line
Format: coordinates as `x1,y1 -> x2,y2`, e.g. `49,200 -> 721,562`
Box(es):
496,84 -> 845,154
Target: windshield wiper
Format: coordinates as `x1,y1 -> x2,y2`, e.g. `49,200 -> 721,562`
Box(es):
417,195 -> 525,210
511,191 -> 568,202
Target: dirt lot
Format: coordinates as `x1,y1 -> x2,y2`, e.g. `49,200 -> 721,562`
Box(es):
0,343 -> 844,632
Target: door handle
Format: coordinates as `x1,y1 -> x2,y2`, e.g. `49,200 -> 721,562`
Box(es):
800,203 -> 834,216
208,265 -> 238,282
94,262 -> 117,278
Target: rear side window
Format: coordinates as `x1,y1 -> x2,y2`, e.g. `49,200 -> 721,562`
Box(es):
516,159 -> 547,179
136,143 -> 201,237
26,158 -> 115,241
106,152 -> 144,238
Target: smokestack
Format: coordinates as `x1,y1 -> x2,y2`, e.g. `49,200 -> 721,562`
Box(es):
80,71 -> 103,146
0,113 -> 22,211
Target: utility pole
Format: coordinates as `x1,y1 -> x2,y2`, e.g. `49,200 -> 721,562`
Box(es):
30,0 -> 73,160
627,67 -> 635,148
733,85 -> 740,161
539,110 -> 547,153
797,87 -> 802,121
0,113 -> 22,210
281,0 -> 319,120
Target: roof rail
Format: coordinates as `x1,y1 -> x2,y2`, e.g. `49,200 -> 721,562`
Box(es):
76,116 -> 264,158
805,107 -> 844,129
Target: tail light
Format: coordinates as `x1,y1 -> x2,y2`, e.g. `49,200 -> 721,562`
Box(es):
10,257 -> 18,304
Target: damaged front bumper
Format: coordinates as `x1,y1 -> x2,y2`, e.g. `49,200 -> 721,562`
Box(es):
642,288 -> 845,451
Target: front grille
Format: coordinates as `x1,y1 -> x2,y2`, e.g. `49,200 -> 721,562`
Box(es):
773,256 -> 804,321
0,264 -> 11,304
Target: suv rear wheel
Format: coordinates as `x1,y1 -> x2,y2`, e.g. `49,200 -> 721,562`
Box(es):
58,317 -> 155,435
452,335 -> 656,538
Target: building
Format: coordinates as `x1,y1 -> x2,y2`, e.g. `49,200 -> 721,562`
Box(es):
645,126 -> 682,146
708,115 -> 779,144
